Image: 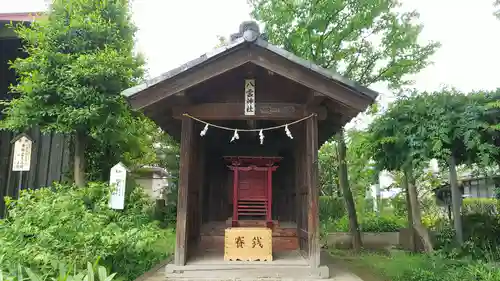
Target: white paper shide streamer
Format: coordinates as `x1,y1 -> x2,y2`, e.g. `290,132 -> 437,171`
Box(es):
182,112 -> 314,144
200,124 -> 209,136
285,125 -> 293,139
230,129 -> 240,142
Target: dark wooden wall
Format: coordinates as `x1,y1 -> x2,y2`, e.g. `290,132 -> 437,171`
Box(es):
0,129 -> 71,217
0,38 -> 71,217
200,123 -> 297,223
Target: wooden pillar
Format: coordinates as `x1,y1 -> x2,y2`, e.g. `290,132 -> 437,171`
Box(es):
305,114 -> 319,268
266,166 -> 272,225
197,140 -> 205,234
232,166 -> 239,226
175,117 -> 194,266
294,123 -> 306,252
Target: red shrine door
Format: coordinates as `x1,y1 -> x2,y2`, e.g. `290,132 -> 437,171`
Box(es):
224,156 -> 281,227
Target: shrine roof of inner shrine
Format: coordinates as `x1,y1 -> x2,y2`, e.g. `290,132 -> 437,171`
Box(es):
122,21 -> 380,142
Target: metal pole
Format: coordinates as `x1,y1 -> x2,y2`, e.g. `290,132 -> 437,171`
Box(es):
17,171 -> 22,199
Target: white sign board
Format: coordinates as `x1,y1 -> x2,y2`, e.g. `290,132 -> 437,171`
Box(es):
12,136 -> 32,171
244,79 -> 255,116
109,162 -> 128,210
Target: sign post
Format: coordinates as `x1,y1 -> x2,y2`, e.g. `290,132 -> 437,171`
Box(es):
11,134 -> 33,199
109,162 -> 128,210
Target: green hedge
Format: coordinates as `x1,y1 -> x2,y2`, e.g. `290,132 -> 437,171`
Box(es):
463,198 -> 500,216
433,198 -> 500,261
326,213 -> 406,232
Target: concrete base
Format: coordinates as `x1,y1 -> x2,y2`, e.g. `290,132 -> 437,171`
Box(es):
327,232 -> 399,250
134,251 -> 367,281
165,265 -> 331,280
164,250 -> 331,280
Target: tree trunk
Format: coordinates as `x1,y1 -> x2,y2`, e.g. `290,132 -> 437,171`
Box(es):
337,130 -> 362,251
404,177 -> 416,252
74,132 -> 86,187
403,166 -> 433,252
448,154 -> 463,244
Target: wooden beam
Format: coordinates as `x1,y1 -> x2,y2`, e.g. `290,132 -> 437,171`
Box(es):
174,117 -> 194,266
129,48 -> 253,110
306,91 -> 326,107
250,46 -> 373,112
173,103 -> 327,120
305,114 -> 320,268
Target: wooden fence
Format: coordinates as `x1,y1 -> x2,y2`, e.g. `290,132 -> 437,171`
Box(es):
0,128 -> 70,217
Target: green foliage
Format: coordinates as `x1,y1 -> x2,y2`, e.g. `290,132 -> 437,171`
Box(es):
2,0 -> 142,134
250,0 -> 440,233
85,116 -> 173,182
434,198 -> 500,261
0,258 -> 118,281
249,0 -> 440,89
319,196 -> 345,222
359,252 -> 500,281
319,130 -> 377,199
463,198 -> 500,216
327,213 -> 405,232
369,89 -> 499,173
0,182 -> 175,280
154,134 -> 180,204
0,0 -> 166,183
318,143 -> 339,196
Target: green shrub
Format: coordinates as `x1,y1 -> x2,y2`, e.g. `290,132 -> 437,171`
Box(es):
326,213 -> 405,232
360,252 -> 500,281
319,196 -> 345,222
463,198 -> 500,216
0,257 -> 119,281
434,212 -> 500,261
0,182 -> 175,280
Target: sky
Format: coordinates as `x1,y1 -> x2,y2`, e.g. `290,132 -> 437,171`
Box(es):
2,0 -> 499,95
2,0 -> 496,189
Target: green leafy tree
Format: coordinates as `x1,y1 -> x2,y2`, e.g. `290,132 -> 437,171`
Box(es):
369,89 -> 498,247
250,0 -> 440,250
319,129 -> 376,203
1,0 -> 144,186
319,141 -> 339,196
85,115 -> 168,181
368,95 -> 434,251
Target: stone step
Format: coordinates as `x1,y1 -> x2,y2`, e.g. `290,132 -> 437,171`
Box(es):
165,262 -> 329,281
165,266 -> 330,280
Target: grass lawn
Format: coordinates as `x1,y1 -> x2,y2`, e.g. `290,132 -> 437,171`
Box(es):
329,249 -> 500,281
328,249 -> 388,281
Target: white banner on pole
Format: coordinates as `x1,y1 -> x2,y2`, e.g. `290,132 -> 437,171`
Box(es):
12,136 -> 32,172
109,162 -> 128,210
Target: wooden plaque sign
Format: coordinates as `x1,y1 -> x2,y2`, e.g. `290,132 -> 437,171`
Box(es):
224,227 -> 272,261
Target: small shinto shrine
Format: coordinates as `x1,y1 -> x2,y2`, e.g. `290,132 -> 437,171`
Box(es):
225,156 -> 281,228
123,21 -> 378,280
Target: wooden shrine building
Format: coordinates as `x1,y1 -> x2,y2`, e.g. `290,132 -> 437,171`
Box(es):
123,21 -> 378,279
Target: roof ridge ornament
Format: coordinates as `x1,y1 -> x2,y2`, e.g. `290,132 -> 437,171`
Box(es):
230,21 -> 267,43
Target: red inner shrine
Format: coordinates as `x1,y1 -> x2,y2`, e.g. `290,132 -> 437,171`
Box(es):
224,156 -> 282,227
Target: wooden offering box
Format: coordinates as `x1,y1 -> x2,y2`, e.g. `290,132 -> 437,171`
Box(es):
224,227 -> 273,261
